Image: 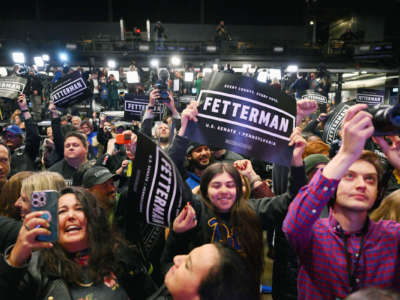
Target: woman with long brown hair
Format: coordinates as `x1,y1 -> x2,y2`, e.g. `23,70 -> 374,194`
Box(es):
162,102 -> 308,293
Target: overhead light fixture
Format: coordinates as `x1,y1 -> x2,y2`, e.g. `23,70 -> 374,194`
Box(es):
139,44 -> 150,51
206,45 -> 217,52
273,46 -> 284,53
286,65 -> 298,73
184,72 -> 194,82
107,60 -> 116,69
34,56 -> 44,67
171,56 -> 181,66
12,52 -> 25,64
66,43 -> 77,50
150,59 -> 159,68
126,71 -> 140,83
309,20 -> 315,26
59,52 -> 68,62
359,45 -> 371,51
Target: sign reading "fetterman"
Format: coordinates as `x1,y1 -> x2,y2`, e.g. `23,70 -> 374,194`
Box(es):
0,76 -> 27,99
123,94 -> 164,121
129,132 -> 185,227
187,72 -> 297,166
50,71 -> 92,107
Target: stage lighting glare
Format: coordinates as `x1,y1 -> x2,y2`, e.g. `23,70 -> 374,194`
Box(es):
286,65 -> 298,73
273,46 -> 284,53
184,72 -> 194,82
150,59 -> 159,68
171,56 -> 181,66
12,52 -> 25,64
213,64 -> 219,71
34,56 -> 44,67
206,45 -> 217,52
59,52 -> 68,62
42,54 -> 50,62
107,60 -> 116,69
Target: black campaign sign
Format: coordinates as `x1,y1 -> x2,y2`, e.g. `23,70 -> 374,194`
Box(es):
189,72 -> 296,166
302,89 -> 328,113
50,71 -> 92,107
0,76 -> 27,99
123,94 -> 164,121
357,88 -> 384,105
322,100 -> 356,144
129,132 -> 184,227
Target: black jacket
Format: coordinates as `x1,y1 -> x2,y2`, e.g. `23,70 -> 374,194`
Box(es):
0,244 -> 157,300
9,119 -> 41,176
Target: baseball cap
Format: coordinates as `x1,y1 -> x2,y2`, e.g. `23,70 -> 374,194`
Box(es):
82,166 -> 119,188
3,125 -> 23,136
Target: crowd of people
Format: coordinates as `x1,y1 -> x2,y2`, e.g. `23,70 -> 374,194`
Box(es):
0,60 -> 399,300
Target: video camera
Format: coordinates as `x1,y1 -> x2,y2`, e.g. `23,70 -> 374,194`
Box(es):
154,69 -> 170,103
366,103 -> 400,136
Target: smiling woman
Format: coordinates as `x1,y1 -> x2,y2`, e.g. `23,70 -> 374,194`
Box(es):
1,186 -> 157,300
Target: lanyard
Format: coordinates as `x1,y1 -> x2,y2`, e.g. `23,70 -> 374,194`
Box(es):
341,220 -> 368,293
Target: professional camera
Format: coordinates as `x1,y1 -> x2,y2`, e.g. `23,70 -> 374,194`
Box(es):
154,69 -> 170,103
366,103 -> 400,136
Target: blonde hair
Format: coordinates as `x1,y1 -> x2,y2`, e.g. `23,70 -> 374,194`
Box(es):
370,189 -> 400,223
21,171 -> 66,199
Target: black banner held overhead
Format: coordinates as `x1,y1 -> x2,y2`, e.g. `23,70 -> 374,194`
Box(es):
302,89 -> 328,113
357,88 -> 385,106
187,72 -> 296,167
123,94 -> 164,121
50,71 -> 92,108
0,76 -> 27,99
129,132 -> 185,227
322,100 -> 357,144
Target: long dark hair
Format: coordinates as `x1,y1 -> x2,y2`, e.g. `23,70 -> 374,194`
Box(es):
198,243 -> 260,300
199,162 -> 264,284
40,186 -> 121,285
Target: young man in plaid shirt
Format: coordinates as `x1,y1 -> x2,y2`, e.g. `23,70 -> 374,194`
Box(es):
283,103 -> 400,299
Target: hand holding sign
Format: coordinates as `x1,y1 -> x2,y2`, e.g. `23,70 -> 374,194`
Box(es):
179,101 -> 199,136
173,202 -> 198,233
288,127 -> 307,167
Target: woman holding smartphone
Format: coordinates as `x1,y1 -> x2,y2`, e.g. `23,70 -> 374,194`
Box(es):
1,187 -> 156,300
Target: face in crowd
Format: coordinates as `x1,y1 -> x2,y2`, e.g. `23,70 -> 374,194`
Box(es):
58,192 -> 88,253
87,178 -> 117,212
0,144 -> 10,186
3,132 -> 22,151
80,123 -> 92,136
335,159 -> 378,213
165,244 -> 220,300
71,116 -> 81,129
207,171 -> 237,213
64,136 -> 88,162
155,123 -> 170,142
188,145 -> 212,170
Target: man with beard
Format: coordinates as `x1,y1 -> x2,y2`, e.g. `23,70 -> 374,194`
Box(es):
153,122 -> 172,150
82,165 -> 119,220
185,143 -> 213,189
